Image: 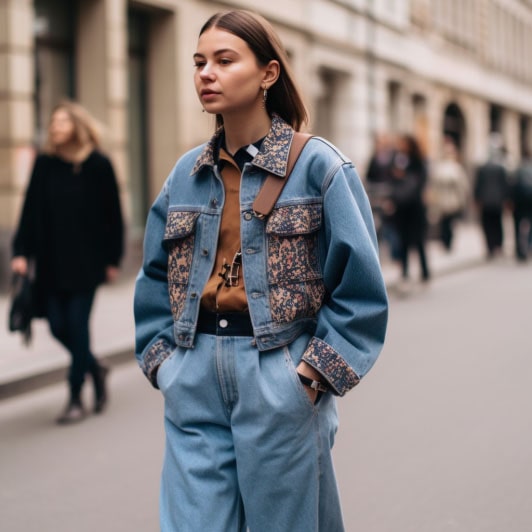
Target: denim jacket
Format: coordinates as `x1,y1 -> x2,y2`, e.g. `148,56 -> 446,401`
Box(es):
134,115 -> 388,396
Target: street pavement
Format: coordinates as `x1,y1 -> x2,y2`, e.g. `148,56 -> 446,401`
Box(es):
0,221 -> 491,400
2,253 -> 531,531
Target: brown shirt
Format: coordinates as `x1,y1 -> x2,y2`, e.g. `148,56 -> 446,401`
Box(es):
201,148 -> 248,312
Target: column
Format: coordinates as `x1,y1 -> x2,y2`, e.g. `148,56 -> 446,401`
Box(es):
0,0 -> 34,287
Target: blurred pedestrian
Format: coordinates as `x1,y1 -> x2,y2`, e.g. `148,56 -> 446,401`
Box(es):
134,9 -> 388,532
510,150 -> 532,261
11,100 -> 124,424
474,136 -> 510,258
366,132 -> 394,184
386,133 -> 431,282
366,131 -> 401,261
429,137 -> 470,251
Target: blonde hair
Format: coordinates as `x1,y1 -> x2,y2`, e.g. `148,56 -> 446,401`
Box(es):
199,10 -> 309,131
44,100 -> 103,154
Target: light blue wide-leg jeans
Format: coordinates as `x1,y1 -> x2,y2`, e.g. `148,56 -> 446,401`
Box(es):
156,331 -> 344,532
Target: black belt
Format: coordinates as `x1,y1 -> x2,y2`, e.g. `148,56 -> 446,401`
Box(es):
197,309 -> 254,337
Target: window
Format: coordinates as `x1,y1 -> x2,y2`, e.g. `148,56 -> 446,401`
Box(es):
33,0 -> 76,143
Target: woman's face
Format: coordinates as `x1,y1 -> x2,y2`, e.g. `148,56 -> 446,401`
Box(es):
396,137 -> 409,154
49,109 -> 75,146
193,27 -> 270,118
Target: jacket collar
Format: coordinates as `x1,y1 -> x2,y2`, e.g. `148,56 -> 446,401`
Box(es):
191,114 -> 294,177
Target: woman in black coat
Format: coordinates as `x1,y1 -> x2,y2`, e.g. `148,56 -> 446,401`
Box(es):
11,101 -> 124,424
387,134 -> 431,282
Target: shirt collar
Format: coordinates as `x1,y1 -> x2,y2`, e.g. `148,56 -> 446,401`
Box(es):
190,114 -> 294,177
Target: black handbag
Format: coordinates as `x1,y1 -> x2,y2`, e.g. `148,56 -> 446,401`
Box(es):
8,272 -> 34,345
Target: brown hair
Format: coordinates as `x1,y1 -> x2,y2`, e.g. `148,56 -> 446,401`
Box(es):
397,133 -> 425,164
44,100 -> 103,154
199,10 -> 309,131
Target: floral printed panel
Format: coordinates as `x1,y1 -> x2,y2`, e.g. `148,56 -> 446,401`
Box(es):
266,204 -> 322,236
302,337 -> 360,396
164,210 -> 199,240
168,283 -> 187,322
266,204 -> 325,322
143,338 -> 173,388
269,280 -> 326,323
164,211 -> 198,285
266,204 -> 323,284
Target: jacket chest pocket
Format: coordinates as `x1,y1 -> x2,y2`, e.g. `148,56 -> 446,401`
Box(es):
163,211 -> 199,318
266,204 -> 326,323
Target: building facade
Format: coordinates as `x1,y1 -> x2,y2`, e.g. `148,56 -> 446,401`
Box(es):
1,0 -> 531,285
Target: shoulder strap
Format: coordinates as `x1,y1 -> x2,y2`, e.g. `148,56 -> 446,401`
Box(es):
252,132 -> 313,219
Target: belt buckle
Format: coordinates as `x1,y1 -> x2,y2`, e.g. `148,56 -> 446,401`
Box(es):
226,251 -> 241,287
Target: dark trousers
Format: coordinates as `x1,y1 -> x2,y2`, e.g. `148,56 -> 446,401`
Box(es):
382,219 -> 402,261
46,289 -> 98,397
513,207 -> 532,259
480,208 -> 503,256
395,205 -> 430,281
400,240 -> 430,281
439,213 -> 459,251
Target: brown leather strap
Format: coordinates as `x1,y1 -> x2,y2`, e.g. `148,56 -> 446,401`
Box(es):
252,132 -> 313,218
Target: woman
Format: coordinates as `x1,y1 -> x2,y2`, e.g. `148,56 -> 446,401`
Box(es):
429,137 -> 469,251
134,10 -> 388,531
12,101 -> 124,424
388,134 -> 431,282
511,151 -> 532,260
474,137 -> 510,259
365,131 -> 401,261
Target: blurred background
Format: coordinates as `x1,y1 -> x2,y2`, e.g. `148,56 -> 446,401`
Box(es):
0,0 -> 531,288
1,2 -> 532,531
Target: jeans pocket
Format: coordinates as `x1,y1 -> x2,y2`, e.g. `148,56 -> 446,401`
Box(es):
283,344 -> 317,411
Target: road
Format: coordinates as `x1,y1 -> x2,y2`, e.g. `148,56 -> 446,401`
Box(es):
335,258 -> 532,531
1,258 -> 531,531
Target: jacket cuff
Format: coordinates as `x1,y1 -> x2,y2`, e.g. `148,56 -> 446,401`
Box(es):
301,337 -> 360,396
142,338 -> 173,388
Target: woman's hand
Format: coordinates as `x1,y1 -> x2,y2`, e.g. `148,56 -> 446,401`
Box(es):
296,361 -> 323,404
11,256 -> 28,276
105,266 -> 119,284
381,199 -> 396,216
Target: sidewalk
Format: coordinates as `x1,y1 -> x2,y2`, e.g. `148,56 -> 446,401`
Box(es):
0,222 -> 487,400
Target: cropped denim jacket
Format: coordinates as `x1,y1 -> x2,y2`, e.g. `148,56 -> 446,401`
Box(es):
134,115 -> 388,396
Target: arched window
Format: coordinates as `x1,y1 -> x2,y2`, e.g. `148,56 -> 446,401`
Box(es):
443,103 -> 466,153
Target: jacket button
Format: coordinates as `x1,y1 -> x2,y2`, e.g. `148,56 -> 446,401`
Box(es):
244,212 -> 252,221
190,292 -> 197,298
211,199 -> 218,207
201,249 -> 208,256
